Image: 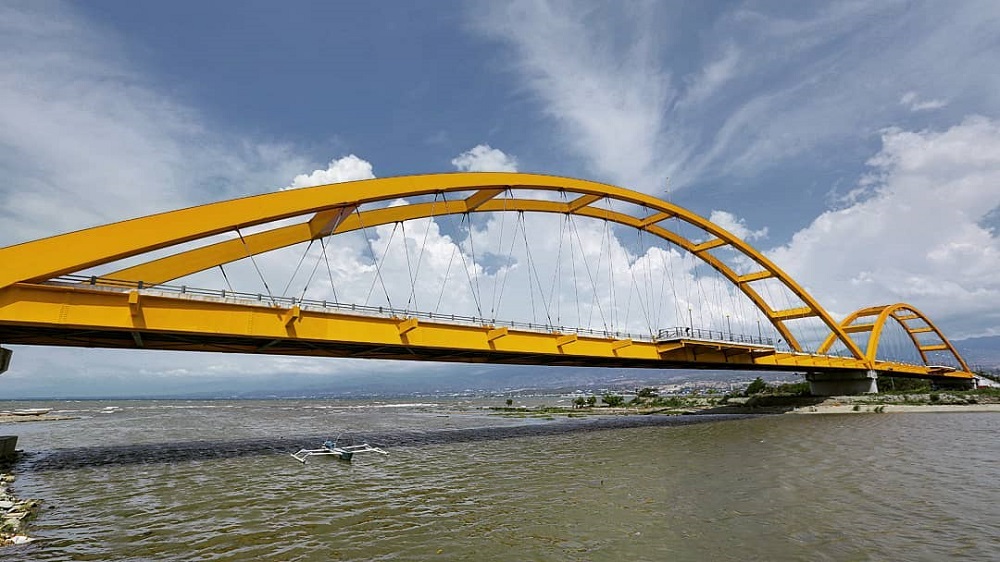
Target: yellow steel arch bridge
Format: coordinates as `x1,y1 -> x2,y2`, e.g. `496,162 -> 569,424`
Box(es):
0,173 -> 976,393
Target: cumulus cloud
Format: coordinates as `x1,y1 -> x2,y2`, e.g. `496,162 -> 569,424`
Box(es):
770,117 -> 1000,337
708,210 -> 768,241
451,144 -> 518,172
283,154 -> 375,189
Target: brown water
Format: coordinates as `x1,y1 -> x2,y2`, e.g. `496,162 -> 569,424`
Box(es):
3,400 -> 998,561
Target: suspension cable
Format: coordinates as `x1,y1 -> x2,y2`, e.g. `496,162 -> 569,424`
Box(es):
319,237 -> 339,303
355,207 -> 394,309
492,198 -> 520,322
405,193 -> 439,311
489,190 -> 511,319
298,240 -> 326,302
218,264 -> 235,294
399,220 -> 417,312
236,228 -> 277,306
568,214 -> 609,331
282,239 -> 315,297
455,214 -> 484,317
546,212 -> 567,326
569,209 -> 582,329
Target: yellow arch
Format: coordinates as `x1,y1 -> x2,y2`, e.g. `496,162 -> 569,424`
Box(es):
818,303 -> 971,371
0,172 -> 865,358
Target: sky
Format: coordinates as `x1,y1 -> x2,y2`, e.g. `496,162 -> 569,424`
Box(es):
1,0 -> 999,397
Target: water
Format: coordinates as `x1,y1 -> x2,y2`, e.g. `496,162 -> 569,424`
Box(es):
3,400 -> 998,561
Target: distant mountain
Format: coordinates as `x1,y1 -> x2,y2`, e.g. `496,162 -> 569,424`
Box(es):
11,336 -> 993,401
225,365 -> 780,400
953,335 -> 1000,369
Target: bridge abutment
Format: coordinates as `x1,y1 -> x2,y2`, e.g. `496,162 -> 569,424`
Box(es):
806,370 -> 878,396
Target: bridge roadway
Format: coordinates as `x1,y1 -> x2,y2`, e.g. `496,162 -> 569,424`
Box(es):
0,277 -> 972,382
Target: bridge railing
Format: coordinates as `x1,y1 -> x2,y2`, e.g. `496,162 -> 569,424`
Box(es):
47,275 -> 656,343
656,326 -> 776,347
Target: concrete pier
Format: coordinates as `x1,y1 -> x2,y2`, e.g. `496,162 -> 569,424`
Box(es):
807,370 -> 878,396
0,436 -> 16,461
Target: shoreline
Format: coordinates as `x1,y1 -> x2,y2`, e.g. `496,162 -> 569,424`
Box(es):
786,403 -> 1000,414
1,464 -> 39,547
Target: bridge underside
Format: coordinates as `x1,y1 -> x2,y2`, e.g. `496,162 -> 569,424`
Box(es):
0,324 -> 798,370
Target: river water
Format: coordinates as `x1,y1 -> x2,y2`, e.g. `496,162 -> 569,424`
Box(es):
2,399 -> 997,561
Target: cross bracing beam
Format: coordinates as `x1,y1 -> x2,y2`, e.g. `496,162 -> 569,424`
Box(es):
817,303 -> 971,374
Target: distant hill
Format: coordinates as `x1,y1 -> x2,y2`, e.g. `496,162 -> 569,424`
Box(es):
225,365 -> 783,400
954,335 -> 1000,369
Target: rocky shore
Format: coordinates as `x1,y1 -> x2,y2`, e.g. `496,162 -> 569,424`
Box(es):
1,463 -> 39,547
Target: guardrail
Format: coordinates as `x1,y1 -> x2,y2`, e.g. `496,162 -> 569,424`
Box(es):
48,275 -> 655,342
656,326 -> 776,347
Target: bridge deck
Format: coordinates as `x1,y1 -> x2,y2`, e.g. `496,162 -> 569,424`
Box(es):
0,282 -> 974,380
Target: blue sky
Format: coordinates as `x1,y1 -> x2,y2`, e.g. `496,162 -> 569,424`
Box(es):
2,1 -> 999,397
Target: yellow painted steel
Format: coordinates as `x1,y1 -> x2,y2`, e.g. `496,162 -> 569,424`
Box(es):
0,172 -> 861,356
0,282 -> 929,374
817,303 -> 973,376
0,172 -> 973,380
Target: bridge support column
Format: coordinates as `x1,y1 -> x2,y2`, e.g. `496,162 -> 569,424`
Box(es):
806,370 -> 877,396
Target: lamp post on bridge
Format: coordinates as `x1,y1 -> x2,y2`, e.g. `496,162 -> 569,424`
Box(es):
726,314 -> 732,341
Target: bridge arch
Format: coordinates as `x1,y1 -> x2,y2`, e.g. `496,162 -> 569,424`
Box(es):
0,172 -> 866,358
817,303 -> 971,372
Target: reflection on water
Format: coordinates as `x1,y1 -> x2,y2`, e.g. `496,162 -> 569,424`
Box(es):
3,400 -> 998,561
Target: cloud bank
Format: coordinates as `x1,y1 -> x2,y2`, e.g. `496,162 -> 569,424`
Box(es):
771,117 -> 1000,337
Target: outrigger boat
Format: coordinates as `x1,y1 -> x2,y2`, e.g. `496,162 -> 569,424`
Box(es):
291,434 -> 388,464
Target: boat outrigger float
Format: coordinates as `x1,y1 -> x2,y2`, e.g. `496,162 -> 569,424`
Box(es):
291,434 -> 388,463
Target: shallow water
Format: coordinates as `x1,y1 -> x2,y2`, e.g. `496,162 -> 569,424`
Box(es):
3,400 -> 998,561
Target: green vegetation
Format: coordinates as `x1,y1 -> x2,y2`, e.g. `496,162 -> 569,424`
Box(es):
601,394 -> 625,407
770,381 -> 811,396
879,376 -> 932,393
744,377 -> 768,396
636,387 -> 659,399
487,380 -> 998,419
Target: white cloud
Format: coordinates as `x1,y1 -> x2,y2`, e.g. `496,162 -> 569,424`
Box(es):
0,2 -> 311,246
0,3 -> 368,389
679,45 -> 741,107
770,117 -> 1000,337
900,91 -> 947,112
451,144 -> 518,172
471,2 -> 1000,188
470,1 -> 674,192
708,210 -> 768,242
284,154 -> 375,189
